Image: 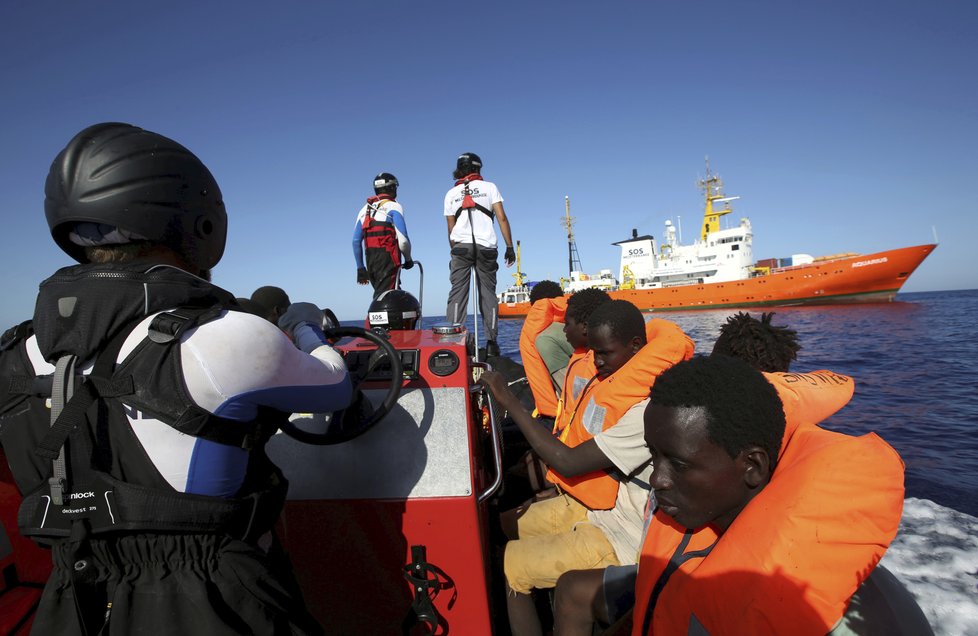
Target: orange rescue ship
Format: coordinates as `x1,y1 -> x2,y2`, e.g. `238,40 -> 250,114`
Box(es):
498,164 -> 936,318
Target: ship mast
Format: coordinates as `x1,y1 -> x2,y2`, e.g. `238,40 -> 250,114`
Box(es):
512,240 -> 526,287
561,196 -> 583,276
698,157 -> 739,241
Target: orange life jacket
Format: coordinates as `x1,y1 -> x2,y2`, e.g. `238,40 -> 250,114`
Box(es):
519,296 -> 568,418
765,370 -> 855,449
547,319 -> 694,510
632,373 -> 904,636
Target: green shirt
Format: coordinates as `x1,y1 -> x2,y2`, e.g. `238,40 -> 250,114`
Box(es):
535,322 -> 574,394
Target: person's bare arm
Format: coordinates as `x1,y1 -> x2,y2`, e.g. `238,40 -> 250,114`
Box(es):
494,202 -> 515,265
446,216 -> 456,247
479,370 -> 609,476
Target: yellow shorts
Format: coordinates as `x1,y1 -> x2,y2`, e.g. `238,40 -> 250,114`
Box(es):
503,493 -> 620,594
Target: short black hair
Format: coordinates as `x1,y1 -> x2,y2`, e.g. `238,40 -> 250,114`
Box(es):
529,280 -> 563,304
650,355 -> 785,468
565,288 -> 612,325
586,299 -> 647,346
251,286 -> 291,320
712,312 -> 800,373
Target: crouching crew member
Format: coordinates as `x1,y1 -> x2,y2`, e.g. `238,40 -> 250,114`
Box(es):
0,123 -> 354,635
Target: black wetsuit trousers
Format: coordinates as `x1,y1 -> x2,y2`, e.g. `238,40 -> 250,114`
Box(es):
30,532 -> 323,636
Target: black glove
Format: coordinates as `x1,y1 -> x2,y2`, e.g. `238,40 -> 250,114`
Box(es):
357,267 -> 369,284
277,302 -> 323,338
504,246 -> 516,265
402,259 -> 414,270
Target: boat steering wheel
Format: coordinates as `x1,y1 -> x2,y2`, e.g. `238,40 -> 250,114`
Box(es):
279,326 -> 403,445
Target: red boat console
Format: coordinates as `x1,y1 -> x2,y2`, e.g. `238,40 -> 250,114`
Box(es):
268,326 -> 502,634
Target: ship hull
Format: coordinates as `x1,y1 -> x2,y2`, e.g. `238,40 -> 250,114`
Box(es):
498,244 -> 936,318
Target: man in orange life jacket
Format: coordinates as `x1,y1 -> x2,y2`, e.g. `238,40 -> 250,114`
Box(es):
480,300 -> 693,636
553,311 -> 804,635
519,280 -> 573,420
352,172 -> 413,298
444,152 -> 515,357
511,287 -> 611,498
633,354 -> 910,635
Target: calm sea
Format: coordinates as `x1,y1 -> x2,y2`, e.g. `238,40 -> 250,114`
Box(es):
426,288 -> 978,517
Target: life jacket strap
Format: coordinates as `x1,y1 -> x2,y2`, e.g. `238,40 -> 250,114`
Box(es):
18,468 -> 287,543
453,181 -> 494,222
641,530 -> 718,635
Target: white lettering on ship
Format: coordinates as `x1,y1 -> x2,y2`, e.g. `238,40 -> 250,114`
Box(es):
852,257 -> 888,268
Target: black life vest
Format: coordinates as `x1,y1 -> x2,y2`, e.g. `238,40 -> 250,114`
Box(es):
0,263 -> 287,544
362,195 -> 401,265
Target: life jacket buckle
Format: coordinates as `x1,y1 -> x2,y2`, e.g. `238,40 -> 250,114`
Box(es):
49,476 -> 66,506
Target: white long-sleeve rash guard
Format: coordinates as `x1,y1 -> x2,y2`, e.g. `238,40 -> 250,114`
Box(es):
25,309 -> 352,498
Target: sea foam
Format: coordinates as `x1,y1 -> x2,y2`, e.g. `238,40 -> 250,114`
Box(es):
881,497 -> 978,635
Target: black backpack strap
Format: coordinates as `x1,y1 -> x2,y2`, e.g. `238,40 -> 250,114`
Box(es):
145,305 -> 284,449
146,305 -> 224,344
34,323 -> 137,463
453,202 -> 494,221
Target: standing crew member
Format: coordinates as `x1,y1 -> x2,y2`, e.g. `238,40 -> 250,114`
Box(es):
352,172 -> 413,298
0,123 -> 355,635
444,152 -> 515,357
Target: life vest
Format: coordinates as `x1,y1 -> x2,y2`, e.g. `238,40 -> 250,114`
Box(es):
547,319 -> 695,510
764,369 -> 855,449
632,373 -> 903,636
453,175 -> 495,222
0,263 -> 287,545
519,296 -> 568,418
362,195 -> 401,266
552,349 -> 596,434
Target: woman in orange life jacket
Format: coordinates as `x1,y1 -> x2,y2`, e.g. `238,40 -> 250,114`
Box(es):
633,355 -> 905,636
480,300 -> 693,636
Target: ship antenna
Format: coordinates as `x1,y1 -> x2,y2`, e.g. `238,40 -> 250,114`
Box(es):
697,156 -> 734,242
561,196 -> 583,277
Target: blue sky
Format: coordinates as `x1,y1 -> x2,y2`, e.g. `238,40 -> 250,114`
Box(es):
1,0 -> 974,325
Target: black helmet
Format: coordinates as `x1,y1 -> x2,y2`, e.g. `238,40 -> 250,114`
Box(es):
373,172 -> 399,195
367,289 -> 421,331
453,152 -> 483,179
44,122 -> 228,271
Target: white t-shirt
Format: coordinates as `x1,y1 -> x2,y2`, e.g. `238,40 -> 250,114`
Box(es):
587,398 -> 654,565
443,179 -> 503,248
